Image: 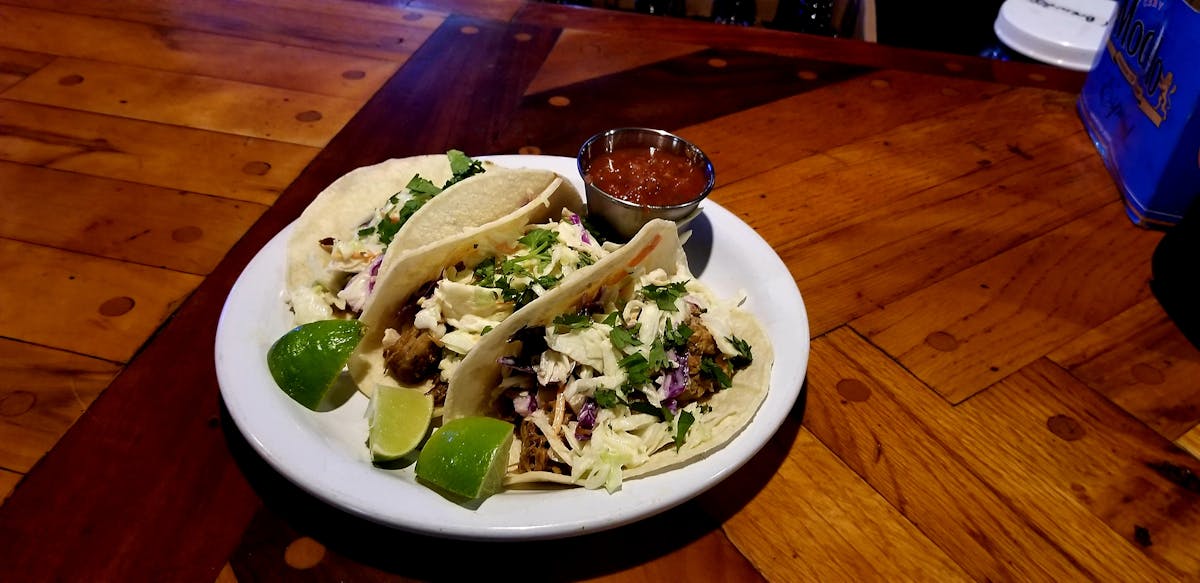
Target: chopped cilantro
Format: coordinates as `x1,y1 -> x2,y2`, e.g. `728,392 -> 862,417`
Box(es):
674,410 -> 695,451
445,150 -> 486,185
594,389 -> 620,408
552,313 -> 592,330
578,251 -> 596,266
619,352 -> 651,387
481,326 -> 493,335
647,339 -> 668,372
700,357 -> 733,390
357,226 -> 376,238
406,175 -> 441,197
629,401 -> 665,419
610,325 -> 640,350
602,311 -> 620,327
664,321 -> 693,349
473,257 -> 497,286
519,228 -> 559,255
640,282 -> 689,312
728,335 -> 753,369
534,275 -> 561,289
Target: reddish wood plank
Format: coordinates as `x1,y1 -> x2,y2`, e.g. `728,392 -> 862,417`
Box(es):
0,99 -> 317,204
0,47 -> 53,92
0,4 -> 398,99
0,339 -> 118,473
526,29 -> 702,95
705,417 -> 972,581
804,328 -> 1173,580
4,58 -> 359,147
0,239 -> 202,363
1050,299 -> 1200,440
0,161 -> 267,274
680,69 -> 1010,186
514,3 -> 1086,92
228,494 -> 760,582
6,0 -> 444,62
956,359 -> 1200,576
852,203 -> 1162,403
0,469 -> 18,505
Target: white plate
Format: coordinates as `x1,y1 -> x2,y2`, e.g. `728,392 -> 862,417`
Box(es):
215,155 -> 809,540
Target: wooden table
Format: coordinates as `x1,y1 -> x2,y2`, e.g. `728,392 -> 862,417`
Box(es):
3,1 -> 1199,580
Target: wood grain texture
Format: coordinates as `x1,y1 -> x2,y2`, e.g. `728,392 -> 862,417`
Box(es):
852,203 -> 1162,403
805,328 -> 1176,580
499,48 -> 868,156
6,0 -> 444,62
526,29 -> 703,95
0,470 -> 18,505
0,238 -> 202,362
956,359 -> 1200,577
0,161 -> 267,274
1179,428 -> 1200,460
0,338 -> 118,472
3,58 -> 359,147
513,3 -> 1087,92
707,416 -> 972,582
679,70 -> 1010,187
0,47 -> 52,92
0,99 -> 318,204
1050,299 -> 1200,441
0,4 -> 399,99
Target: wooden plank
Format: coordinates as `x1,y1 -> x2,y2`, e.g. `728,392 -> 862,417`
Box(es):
0,239 -> 202,363
0,469 -> 18,505
496,48 -> 869,156
1178,427 -> 1200,460
526,29 -> 702,95
1050,299 -> 1200,440
851,203 -> 1162,403
3,58 -> 359,147
805,328 -> 1175,580
953,359 -> 1200,576
0,339 -> 118,473
229,500 -> 761,582
680,70 -> 1010,186
407,0 -> 524,21
0,161 -> 267,274
0,48 -> 53,92
5,0 -> 444,62
0,4 -> 399,99
215,563 -> 238,583
0,99 -> 317,204
0,15 -> 567,580
775,132 -> 1111,337
514,3 -> 1087,92
705,418 -> 972,581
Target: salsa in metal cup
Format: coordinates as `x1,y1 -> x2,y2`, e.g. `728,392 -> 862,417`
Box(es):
583,146 -> 709,207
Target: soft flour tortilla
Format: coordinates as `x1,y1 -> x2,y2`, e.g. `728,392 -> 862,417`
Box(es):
347,174 -> 584,397
286,155 -> 456,324
443,219 -> 774,484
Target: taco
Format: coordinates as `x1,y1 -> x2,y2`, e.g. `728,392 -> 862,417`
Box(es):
287,151 -> 575,325
443,220 -> 773,492
348,174 -> 616,401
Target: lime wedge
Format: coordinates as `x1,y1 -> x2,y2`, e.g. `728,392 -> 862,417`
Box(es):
267,319 -> 364,410
416,417 -> 514,501
368,385 -> 434,462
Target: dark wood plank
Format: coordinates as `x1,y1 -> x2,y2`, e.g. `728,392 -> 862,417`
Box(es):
513,3 -> 1087,92
0,15 -> 569,581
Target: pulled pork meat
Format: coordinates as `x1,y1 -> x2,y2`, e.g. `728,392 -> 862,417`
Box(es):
382,283 -> 440,386
517,416 -> 569,474
677,307 -> 733,404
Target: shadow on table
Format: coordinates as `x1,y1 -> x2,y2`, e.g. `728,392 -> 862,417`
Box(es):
221,382 -> 805,580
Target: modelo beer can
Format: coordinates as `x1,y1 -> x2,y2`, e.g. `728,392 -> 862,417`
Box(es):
1078,0 -> 1199,227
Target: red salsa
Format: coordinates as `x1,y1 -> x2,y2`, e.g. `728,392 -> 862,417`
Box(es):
585,146 -> 707,206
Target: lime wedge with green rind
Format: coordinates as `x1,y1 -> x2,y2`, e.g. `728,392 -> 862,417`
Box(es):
267,319 -> 364,410
368,385 -> 434,462
416,416 -> 514,500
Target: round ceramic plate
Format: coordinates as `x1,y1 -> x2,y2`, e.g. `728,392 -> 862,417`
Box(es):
215,155 -> 809,540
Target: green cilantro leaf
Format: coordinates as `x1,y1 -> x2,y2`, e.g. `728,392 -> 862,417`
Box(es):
594,389 -> 620,409
552,313 -> 592,330
640,282 -> 689,312
445,150 -> 486,186
674,410 -> 695,451
699,357 -> 733,390
728,335 -> 753,369
647,339 -> 668,372
406,175 -> 441,196
664,321 -> 693,349
619,352 -> 651,387
602,311 -> 620,327
629,401 -> 665,419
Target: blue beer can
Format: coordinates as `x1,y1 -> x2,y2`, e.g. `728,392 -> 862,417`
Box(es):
1078,0 -> 1200,227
